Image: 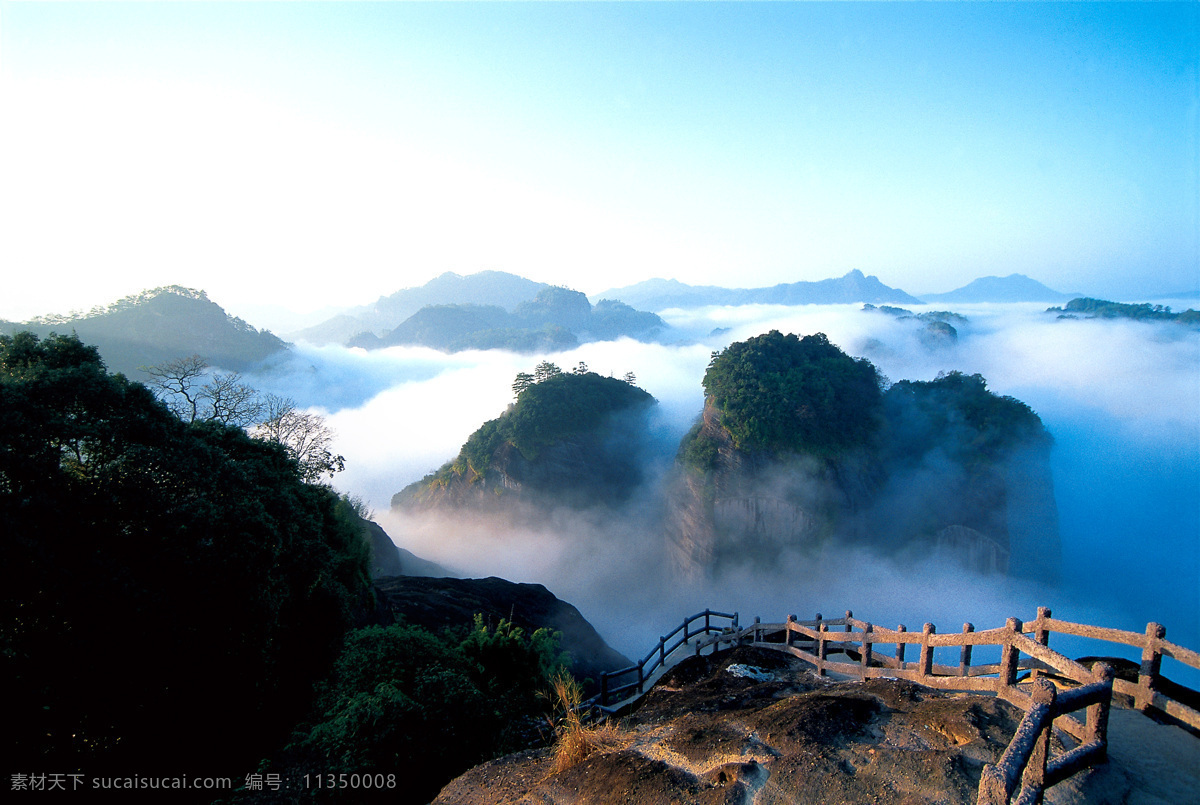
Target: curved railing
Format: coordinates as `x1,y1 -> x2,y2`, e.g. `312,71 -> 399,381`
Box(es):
602,606 -> 1200,805
597,608 -> 738,706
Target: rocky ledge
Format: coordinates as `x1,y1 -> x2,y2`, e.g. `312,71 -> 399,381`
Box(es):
434,646 -> 1028,805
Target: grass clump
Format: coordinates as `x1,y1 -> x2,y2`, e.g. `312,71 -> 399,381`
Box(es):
545,670 -> 625,773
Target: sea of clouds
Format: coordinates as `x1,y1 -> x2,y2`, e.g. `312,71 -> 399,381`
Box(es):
248,301 -> 1200,682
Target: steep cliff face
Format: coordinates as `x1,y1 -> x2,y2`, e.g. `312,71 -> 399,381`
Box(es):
667,399 -> 884,577
670,336 -> 1061,580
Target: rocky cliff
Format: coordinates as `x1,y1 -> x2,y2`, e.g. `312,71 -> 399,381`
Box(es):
433,646 -> 1026,805
373,575 -> 630,684
669,333 -> 1061,580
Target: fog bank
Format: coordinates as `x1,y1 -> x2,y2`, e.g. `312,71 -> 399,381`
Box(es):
246,303 -> 1199,683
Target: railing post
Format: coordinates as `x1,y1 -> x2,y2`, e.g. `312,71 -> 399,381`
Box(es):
1136,622 -> 1165,712
753,616 -> 761,644
786,614 -> 796,648
919,623 -> 935,678
600,672 -> 609,706
733,612 -> 739,629
818,622 -> 829,677
705,609 -> 711,633
1031,606 -> 1051,680
978,764 -> 1008,805
860,622 -> 873,680
1001,617 -> 1023,689
1034,607 -> 1051,646
1022,678 -> 1057,797
660,636 -> 666,669
683,616 -> 689,641
1089,661 -> 1114,760
896,624 -> 907,669
845,610 -> 854,632
960,623 -> 974,677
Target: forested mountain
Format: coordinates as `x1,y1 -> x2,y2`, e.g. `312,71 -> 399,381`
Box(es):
1,331 -> 629,804
291,270 -> 549,345
0,286 -> 287,378
0,331 -> 372,776
1047,297 -> 1200,324
351,287 -> 665,353
395,366 -> 657,511
595,269 -> 921,310
669,331 -> 1060,580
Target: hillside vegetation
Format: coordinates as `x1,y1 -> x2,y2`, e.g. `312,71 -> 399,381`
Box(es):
396,367 -> 655,509
0,331 -> 584,804
1048,297 -> 1200,324
0,286 -> 287,377
684,330 -> 883,464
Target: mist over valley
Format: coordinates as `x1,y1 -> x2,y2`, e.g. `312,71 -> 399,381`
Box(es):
199,287 -> 1199,685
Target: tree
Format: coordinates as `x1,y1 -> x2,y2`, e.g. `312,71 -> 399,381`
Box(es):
143,355 -> 262,426
252,394 -> 346,482
573,361 -> 588,375
204,370 -> 264,427
512,371 -> 535,398
533,360 -> 562,383
142,354 -> 209,422
623,371 -> 637,386
1,331 -> 372,775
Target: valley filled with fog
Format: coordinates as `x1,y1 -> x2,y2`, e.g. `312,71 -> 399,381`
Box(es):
247,301 -> 1199,680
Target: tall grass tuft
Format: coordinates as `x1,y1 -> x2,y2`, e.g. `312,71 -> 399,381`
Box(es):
546,670 -> 624,773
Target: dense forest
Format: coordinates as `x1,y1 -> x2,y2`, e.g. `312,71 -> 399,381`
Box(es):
0,332 -> 572,803
1048,297 -> 1200,323
398,364 -> 656,511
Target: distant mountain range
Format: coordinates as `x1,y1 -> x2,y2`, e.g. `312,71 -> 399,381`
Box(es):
0,286 -> 287,378
0,272 -> 1089,375
917,274 -> 1071,303
349,286 -> 666,353
594,269 -> 922,310
290,270 -> 548,345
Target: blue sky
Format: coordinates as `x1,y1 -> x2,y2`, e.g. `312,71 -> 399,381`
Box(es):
1,2 -> 1196,322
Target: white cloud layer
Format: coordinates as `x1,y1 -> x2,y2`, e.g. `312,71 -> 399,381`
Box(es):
243,303 -> 1199,683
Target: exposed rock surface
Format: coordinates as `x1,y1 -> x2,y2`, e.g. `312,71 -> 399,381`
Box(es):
433,646 -> 1026,805
364,519 -> 448,578
373,575 -> 630,684
669,369 -> 1062,581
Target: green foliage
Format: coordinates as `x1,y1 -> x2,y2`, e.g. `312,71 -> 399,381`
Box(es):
2,286 -> 286,377
677,420 -> 720,471
286,617 -> 568,803
882,371 -> 1048,470
504,371 -> 654,460
701,330 -> 883,457
448,371 -> 654,478
0,332 -> 372,775
1048,297 -> 1199,322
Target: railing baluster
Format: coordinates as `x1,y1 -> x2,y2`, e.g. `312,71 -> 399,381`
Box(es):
919,623 -> 935,678
860,623 -> 873,680
960,623 -> 974,677
1136,622 -> 1165,712
1001,618 -> 1022,688
896,624 -> 907,669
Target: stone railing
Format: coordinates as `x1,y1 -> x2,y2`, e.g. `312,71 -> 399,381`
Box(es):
603,606 -> 1200,805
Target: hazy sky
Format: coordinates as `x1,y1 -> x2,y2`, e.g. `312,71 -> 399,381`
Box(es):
1,2 -> 1196,323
